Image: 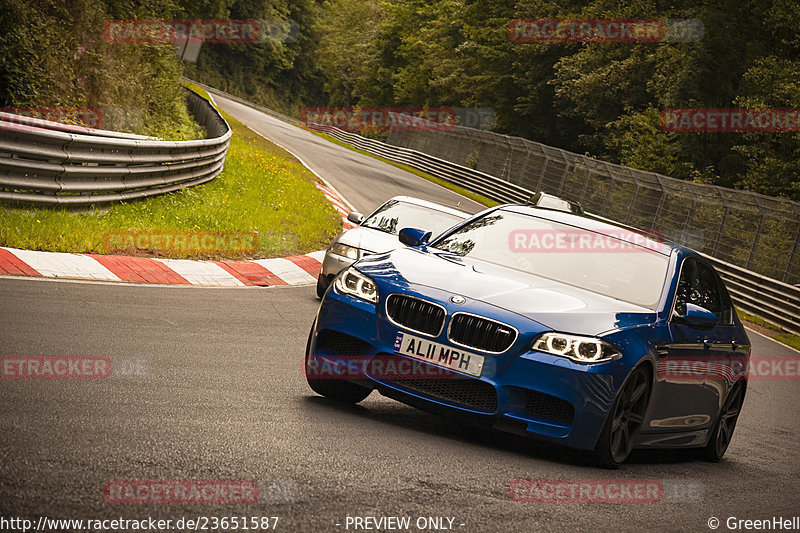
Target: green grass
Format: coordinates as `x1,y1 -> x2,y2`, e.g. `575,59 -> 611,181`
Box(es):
304,128 -> 500,209
739,311 -> 800,352
0,88 -> 341,260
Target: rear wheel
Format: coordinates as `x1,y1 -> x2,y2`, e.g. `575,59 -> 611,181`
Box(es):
305,323 -> 371,404
700,380 -> 744,462
594,365 -> 651,468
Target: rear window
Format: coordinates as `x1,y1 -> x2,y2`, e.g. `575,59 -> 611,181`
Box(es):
361,200 -> 464,237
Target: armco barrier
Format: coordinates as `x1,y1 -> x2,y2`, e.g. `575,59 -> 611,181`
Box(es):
704,254 -> 800,335
180,81 -> 800,334
306,123 -> 800,335
388,119 -> 800,287
184,78 -> 301,127
0,87 -> 230,206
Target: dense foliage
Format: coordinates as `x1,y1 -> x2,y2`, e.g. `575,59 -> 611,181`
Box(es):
2,0 -> 798,199
0,0 -> 206,139
313,0 -> 800,200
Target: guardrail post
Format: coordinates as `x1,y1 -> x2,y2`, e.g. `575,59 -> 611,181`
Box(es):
783,224 -> 800,284
745,212 -> 766,270
710,205 -> 730,257
536,157 -> 549,192
557,162 -> 570,196
678,196 -> 697,245
625,184 -> 640,225
579,166 -> 591,206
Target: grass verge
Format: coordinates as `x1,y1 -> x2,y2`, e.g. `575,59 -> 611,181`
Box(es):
0,87 -> 341,260
303,128 -> 499,209
739,311 -> 800,352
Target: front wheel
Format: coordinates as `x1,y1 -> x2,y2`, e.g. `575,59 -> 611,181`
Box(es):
699,380 -> 745,462
305,323 -> 371,404
594,365 -> 652,468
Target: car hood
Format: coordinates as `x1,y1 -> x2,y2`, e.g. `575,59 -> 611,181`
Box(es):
337,226 -> 403,254
355,248 -> 658,336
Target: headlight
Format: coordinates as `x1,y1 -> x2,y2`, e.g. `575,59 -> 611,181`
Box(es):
334,267 -> 378,303
532,332 -> 621,364
330,242 -> 362,260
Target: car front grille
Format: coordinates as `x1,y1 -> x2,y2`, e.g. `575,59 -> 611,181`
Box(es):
448,313 -> 517,353
389,375 -> 499,413
524,390 -> 574,426
385,294 -> 446,336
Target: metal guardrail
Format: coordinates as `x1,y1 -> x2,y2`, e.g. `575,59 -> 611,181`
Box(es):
704,254 -> 800,335
184,78 -> 302,127
307,124 -> 530,204
306,123 -> 800,335
172,81 -> 800,335
0,87 -> 230,206
388,119 -> 800,287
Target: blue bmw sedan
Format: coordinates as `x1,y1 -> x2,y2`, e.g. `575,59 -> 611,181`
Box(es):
305,203 -> 750,467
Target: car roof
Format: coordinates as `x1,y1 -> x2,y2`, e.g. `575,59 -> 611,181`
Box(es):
528,191 -> 584,214
383,196 -> 470,218
498,203 -> 681,256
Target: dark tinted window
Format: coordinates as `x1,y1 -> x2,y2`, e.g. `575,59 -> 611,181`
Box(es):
674,258 -> 728,321
713,268 -> 734,324
361,200 -> 464,236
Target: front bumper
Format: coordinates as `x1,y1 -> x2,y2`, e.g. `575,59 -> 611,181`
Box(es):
309,285 -> 630,452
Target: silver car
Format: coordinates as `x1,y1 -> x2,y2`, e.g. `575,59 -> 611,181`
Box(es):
316,196 -> 469,297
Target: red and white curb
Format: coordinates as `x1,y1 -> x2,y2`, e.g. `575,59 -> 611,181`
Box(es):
0,246 -> 326,287
316,182 -> 355,230
0,182 -> 353,287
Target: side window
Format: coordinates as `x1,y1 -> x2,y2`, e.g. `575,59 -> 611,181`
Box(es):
674,258 -> 724,319
713,270 -> 734,324
674,259 -> 697,316
695,261 -> 723,317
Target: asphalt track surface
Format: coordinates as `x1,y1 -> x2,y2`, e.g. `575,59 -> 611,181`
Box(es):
1,95 -> 799,532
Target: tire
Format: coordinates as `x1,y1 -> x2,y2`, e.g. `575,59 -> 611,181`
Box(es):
594,365 -> 652,468
316,273 -> 329,299
305,323 -> 371,404
699,379 -> 745,462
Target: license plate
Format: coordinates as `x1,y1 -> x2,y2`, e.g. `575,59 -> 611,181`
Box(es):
393,332 -> 484,377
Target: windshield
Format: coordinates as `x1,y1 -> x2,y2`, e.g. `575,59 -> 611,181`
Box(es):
361,200 -> 465,237
432,210 -> 670,309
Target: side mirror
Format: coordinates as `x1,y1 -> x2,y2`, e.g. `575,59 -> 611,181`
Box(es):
677,303 -> 719,330
398,227 -> 432,247
347,212 -> 364,224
